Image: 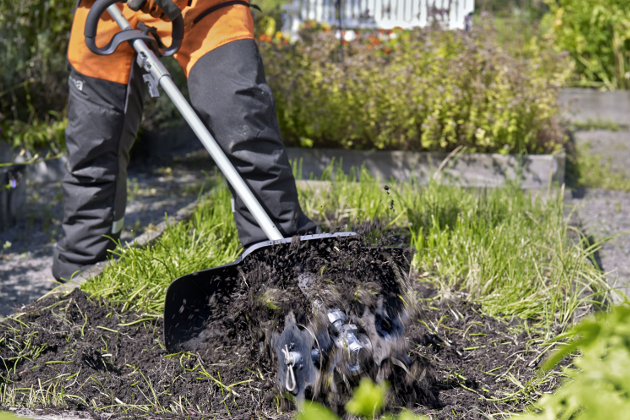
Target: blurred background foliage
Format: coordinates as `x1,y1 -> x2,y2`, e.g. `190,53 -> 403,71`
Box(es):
542,0 -> 630,90
261,18 -> 571,153
0,0 -> 74,153
475,0 -> 549,19
0,0 -> 627,156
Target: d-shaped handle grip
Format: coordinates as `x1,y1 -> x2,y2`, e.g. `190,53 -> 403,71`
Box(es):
84,0 -> 184,57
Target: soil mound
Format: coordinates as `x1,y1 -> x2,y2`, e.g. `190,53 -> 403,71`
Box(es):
0,230 -> 559,419
173,231 -> 437,411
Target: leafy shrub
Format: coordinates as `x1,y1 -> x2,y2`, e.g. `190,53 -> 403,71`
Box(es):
297,378 -> 427,420
0,0 -> 74,122
516,305 -> 630,419
542,0 -> 630,90
0,1 -> 189,152
0,113 -> 67,155
0,0 -> 74,153
260,18 -> 571,154
252,0 -> 288,38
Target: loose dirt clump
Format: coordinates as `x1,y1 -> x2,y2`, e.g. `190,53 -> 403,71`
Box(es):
1,231 -> 564,419
173,231 -> 437,412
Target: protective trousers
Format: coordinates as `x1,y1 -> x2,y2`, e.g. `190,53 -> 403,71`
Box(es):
52,0 -> 316,281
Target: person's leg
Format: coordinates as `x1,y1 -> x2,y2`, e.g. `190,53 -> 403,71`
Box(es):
187,39 -> 317,247
174,0 -> 316,247
53,3 -> 143,281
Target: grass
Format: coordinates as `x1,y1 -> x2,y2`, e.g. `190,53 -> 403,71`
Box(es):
571,120 -> 621,132
81,182 -> 241,315
80,163 -> 612,330
406,183 -> 609,328
567,142 -> 630,192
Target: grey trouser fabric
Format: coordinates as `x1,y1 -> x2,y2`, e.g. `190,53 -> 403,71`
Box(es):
187,39 -> 316,247
53,39 -> 316,281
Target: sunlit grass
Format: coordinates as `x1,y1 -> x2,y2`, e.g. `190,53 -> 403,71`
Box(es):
81,182 -> 241,316
404,182 -> 610,330
82,163 -> 612,330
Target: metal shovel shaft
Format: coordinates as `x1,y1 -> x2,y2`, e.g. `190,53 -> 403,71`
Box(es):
106,5 -> 284,242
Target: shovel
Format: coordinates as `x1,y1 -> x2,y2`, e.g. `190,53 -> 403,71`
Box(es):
86,1 -> 412,402
85,0 -> 356,346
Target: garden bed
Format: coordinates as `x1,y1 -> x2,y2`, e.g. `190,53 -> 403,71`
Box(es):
0,277 -> 565,419
0,173 -> 612,419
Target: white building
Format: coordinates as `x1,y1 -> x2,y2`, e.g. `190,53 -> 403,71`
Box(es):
283,0 -> 475,38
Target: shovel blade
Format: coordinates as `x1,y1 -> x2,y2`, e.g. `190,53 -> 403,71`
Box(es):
163,232 -> 356,352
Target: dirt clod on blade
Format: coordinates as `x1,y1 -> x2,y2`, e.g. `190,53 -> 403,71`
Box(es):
177,231 -> 438,412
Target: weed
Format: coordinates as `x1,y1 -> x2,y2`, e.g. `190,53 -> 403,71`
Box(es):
567,142 -> 630,192
571,120 -> 622,132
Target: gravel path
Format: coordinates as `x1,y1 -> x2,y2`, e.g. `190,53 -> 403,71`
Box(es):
0,150 -> 213,318
569,128 -> 630,298
570,189 -> 630,297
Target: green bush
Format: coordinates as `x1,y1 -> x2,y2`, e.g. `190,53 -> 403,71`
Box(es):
542,0 -> 630,90
516,305 -> 630,419
0,113 -> 67,155
0,0 -> 74,153
297,378 -> 428,420
0,0 -> 74,122
0,1 -> 188,152
260,19 -> 571,154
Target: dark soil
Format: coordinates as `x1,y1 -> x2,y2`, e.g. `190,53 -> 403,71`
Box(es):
168,229 -> 437,412
1,231 -> 561,419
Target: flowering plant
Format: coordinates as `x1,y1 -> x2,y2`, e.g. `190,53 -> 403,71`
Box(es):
260,18 -> 571,154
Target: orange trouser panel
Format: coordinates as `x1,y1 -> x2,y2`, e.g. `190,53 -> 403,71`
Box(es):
68,0 -> 255,84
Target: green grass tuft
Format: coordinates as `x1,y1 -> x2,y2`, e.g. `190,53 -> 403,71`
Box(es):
571,120 -> 621,132
81,181 -> 241,316
81,164 -> 612,331
405,182 -> 610,328
567,142 -> 630,192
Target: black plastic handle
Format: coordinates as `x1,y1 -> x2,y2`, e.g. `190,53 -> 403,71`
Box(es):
84,0 -> 184,57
